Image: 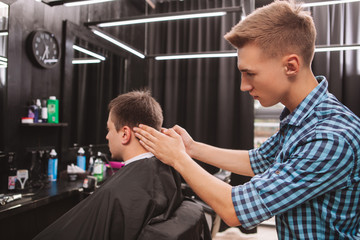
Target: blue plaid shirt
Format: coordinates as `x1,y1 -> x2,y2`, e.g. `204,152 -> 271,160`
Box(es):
232,76 -> 360,239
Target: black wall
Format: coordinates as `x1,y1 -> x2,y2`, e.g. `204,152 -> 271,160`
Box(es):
2,0 -> 147,169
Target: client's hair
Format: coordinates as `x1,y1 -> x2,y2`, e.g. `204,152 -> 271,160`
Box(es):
108,90 -> 163,131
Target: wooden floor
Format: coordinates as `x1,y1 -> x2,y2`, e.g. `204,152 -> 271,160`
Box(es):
213,224 -> 278,240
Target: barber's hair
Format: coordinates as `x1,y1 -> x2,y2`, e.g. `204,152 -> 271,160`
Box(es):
108,90 -> 163,131
224,0 -> 316,66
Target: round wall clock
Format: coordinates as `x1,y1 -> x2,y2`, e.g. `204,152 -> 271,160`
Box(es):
27,30 -> 61,69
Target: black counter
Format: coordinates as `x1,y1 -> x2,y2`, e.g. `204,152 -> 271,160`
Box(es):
0,179 -> 85,240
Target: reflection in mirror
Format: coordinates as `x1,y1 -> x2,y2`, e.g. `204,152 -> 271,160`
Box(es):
0,2 -> 7,71
70,38 -> 126,146
0,2 -> 8,150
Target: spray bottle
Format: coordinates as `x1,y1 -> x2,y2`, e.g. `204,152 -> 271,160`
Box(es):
77,147 -> 86,171
48,149 -> 58,181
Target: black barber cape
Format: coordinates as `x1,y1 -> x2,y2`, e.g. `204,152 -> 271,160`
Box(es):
34,157 -> 210,240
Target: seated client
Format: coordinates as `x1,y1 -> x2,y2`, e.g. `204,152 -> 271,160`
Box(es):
34,90 -> 209,240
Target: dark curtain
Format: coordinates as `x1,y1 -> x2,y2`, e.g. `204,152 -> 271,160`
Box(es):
312,2 -> 360,117
147,0 -> 254,175
71,39 -> 126,146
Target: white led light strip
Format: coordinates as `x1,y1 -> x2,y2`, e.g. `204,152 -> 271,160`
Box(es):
73,45 -> 106,61
98,12 -> 227,27
155,52 -> 237,60
72,59 -> 102,64
0,60 -> 7,68
64,0 -> 115,7
154,45 -> 360,60
303,0 -> 360,7
92,30 -> 145,59
315,45 -> 360,52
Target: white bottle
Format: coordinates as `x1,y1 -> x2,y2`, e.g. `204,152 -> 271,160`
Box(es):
41,99 -> 48,123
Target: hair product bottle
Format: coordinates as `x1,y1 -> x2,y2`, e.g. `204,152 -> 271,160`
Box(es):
93,152 -> 104,182
47,96 -> 59,123
77,147 -> 86,171
48,149 -> 58,181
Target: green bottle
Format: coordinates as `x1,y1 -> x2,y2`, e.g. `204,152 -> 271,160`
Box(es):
47,96 -> 59,123
93,152 -> 104,182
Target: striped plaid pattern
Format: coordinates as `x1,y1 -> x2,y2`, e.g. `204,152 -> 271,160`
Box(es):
232,76 -> 360,239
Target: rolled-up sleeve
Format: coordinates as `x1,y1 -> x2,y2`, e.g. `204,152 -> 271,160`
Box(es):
232,182 -> 273,229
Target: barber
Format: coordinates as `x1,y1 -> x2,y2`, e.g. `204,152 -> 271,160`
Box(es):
134,1 -> 360,239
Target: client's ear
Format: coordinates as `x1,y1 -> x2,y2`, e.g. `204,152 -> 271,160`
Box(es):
120,126 -> 132,145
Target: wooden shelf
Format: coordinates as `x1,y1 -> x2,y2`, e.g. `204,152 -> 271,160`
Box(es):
21,123 -> 68,127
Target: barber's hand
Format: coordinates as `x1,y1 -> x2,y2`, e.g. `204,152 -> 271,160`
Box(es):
133,124 -> 188,168
171,125 -> 195,157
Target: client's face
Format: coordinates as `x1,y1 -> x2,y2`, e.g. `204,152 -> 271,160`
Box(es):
106,112 -> 123,160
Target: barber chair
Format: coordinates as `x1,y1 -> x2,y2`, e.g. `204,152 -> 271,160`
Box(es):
181,169 -> 231,238
138,198 -> 211,240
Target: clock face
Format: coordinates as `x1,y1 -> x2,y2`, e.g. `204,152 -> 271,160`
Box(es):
29,30 -> 61,69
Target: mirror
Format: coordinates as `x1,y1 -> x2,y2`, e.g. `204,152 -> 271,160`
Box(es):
61,21 -> 128,151
70,38 -> 127,146
0,1 -> 8,150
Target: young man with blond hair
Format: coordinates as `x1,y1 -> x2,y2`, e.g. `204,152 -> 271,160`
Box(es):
134,1 -> 360,239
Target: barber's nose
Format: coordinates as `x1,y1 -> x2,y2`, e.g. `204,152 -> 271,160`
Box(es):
240,77 -> 252,92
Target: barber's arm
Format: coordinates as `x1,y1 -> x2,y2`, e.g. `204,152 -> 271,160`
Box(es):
133,124 -> 241,226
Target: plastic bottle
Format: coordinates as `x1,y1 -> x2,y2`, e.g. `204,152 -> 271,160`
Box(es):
47,96 -> 59,123
28,99 -> 39,123
48,149 -> 58,181
36,99 -> 42,123
87,144 -> 95,174
7,152 -> 17,192
77,147 -> 86,171
93,152 -> 104,182
88,157 -> 94,175
41,99 -> 48,123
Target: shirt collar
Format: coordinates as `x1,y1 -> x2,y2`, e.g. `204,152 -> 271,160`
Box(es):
124,152 -> 154,166
280,76 -> 328,127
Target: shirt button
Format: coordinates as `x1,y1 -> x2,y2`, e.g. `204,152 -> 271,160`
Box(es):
275,170 -> 280,174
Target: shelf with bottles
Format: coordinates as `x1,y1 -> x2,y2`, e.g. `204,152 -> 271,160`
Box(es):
20,122 -> 68,127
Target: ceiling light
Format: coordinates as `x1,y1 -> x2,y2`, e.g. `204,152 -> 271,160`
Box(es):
0,61 -> 7,68
153,44 -> 360,60
64,0 -> 116,7
303,0 -> 360,7
85,7 -> 241,28
155,52 -> 237,60
0,56 -> 7,62
73,45 -> 106,61
98,12 -> 226,27
92,29 -> 145,59
0,32 -> 8,36
315,44 -> 360,52
72,58 -> 102,64
44,59 -> 59,64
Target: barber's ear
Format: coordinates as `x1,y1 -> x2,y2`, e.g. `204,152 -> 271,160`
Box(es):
120,126 -> 132,145
283,54 -> 300,77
